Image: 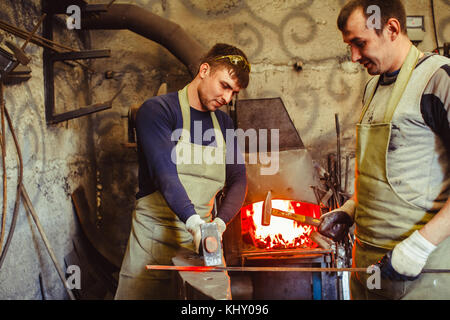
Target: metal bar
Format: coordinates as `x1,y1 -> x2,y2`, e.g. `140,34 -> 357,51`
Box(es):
42,9 -> 111,125
0,19 -> 77,52
84,4 -> 109,12
42,12 -> 55,125
0,84 -> 6,254
146,265 -> 450,274
49,49 -> 111,62
344,154 -> 349,194
335,113 -> 341,194
47,102 -> 112,125
241,249 -> 332,257
46,84 -> 122,124
147,265 -> 366,272
38,273 -> 46,300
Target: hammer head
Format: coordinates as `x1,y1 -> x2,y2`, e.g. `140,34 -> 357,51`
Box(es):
261,191 -> 273,226
200,222 -> 223,266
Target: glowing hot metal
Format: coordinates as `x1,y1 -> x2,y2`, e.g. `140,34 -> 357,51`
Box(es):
146,265 -> 450,273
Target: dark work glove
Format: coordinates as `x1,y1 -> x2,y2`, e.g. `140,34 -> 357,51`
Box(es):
375,251 -> 420,281
318,210 -> 353,242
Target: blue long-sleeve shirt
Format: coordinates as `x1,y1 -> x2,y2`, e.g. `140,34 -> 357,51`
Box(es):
135,91 -> 247,224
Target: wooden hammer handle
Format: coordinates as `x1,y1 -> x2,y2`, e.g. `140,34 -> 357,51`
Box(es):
272,208 -> 321,227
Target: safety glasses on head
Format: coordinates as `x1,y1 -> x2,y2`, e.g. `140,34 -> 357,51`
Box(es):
214,55 -> 251,72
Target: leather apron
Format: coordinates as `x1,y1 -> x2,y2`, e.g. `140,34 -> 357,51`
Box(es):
115,85 -> 227,299
350,46 -> 450,300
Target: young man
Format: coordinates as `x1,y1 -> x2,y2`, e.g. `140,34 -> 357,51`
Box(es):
319,0 -> 450,299
115,43 -> 250,299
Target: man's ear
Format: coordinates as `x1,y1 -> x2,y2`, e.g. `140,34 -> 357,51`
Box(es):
199,62 -> 211,79
385,18 -> 401,40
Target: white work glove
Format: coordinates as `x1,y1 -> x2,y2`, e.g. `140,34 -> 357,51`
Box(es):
391,230 -> 437,278
212,217 -> 226,240
185,214 -> 205,253
377,230 -> 437,281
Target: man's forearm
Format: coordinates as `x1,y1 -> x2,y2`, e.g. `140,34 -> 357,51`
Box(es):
216,178 -> 247,224
216,164 -> 247,224
419,197 -> 450,246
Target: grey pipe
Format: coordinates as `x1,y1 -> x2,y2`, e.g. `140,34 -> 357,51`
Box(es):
82,4 -> 206,76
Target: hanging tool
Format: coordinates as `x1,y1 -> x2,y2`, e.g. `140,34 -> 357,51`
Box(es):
0,14 -> 45,84
1,14 -> 45,69
261,191 -> 321,227
327,154 -> 340,210
0,84 -> 6,252
344,154 -> 350,194
0,16 -> 92,72
335,113 -> 342,196
3,13 -> 46,67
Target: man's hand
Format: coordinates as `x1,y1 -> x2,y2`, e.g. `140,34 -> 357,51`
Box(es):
318,199 -> 355,242
186,214 -> 205,253
376,230 -> 436,281
212,217 -> 226,240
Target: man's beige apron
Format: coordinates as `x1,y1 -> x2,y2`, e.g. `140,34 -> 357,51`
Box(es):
115,85 -> 226,299
351,46 -> 450,300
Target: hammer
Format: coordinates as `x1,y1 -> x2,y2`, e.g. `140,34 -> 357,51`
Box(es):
200,222 -> 223,266
261,191 -> 321,227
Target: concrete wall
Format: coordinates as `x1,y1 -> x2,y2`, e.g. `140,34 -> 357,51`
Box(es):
0,0 -> 448,299
0,0 -> 97,299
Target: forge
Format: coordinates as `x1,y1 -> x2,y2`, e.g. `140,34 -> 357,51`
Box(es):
241,199 -> 320,250
172,97 -> 352,300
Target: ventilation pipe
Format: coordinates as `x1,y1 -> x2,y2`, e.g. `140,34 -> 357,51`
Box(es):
82,4 -> 206,76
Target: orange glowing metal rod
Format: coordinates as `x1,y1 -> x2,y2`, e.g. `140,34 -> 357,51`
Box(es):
146,265 -> 450,273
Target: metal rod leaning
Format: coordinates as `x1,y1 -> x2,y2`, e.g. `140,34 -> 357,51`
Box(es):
20,185 -> 76,300
0,19 -> 76,52
146,265 -> 450,274
0,84 -> 6,253
0,100 -> 75,300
